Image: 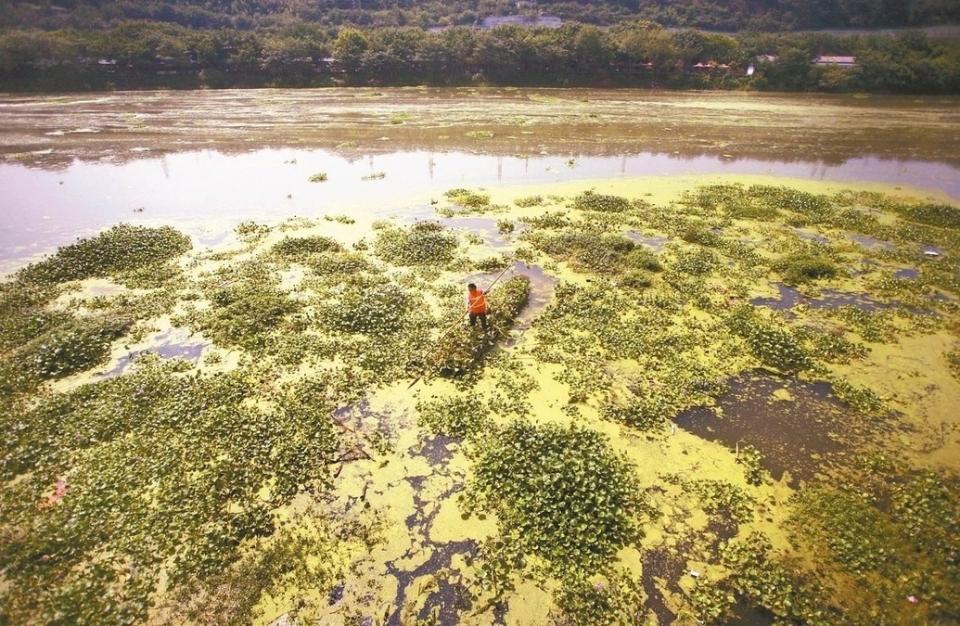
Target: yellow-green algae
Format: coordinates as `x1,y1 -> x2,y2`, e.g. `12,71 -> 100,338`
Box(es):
0,175 -> 958,626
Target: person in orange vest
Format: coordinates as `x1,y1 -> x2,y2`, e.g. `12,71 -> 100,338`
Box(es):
466,282 -> 490,332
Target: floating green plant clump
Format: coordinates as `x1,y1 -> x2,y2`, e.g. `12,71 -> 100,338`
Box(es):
416,393 -> 490,437
272,235 -> 343,259
444,188 -> 490,208
185,273 -> 300,351
18,225 -> 191,284
0,314 -> 132,393
373,221 -> 459,265
727,307 -> 812,373
308,172 -> 328,182
572,191 -> 631,213
464,421 -> 643,573
514,195 -> 544,208
321,284 -> 414,336
429,275 -> 529,376
527,231 -> 660,275
776,253 -> 839,284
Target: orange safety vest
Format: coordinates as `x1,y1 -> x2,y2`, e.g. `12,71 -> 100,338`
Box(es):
468,289 -> 487,314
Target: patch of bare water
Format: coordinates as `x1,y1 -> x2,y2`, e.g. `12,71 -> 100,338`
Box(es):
674,372 -> 856,484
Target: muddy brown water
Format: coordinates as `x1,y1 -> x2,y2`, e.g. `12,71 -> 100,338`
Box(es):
674,372 -> 857,484
2,88 -> 959,273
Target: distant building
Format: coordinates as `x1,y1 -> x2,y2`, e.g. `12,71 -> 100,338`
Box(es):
478,15 -> 562,29
97,58 -> 117,66
756,54 -> 779,63
813,55 -> 857,68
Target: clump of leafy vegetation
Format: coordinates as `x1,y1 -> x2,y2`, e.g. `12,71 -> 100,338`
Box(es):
429,276 -> 529,376
894,201 -> 960,229
776,253 -> 838,284
737,444 -> 768,486
681,223 -> 722,247
303,251 -> 372,275
572,191 -> 631,213
788,462 -> 960,623
683,184 -> 780,221
473,256 -> 511,272
185,272 -> 300,351
600,394 -> 670,431
830,379 -> 885,414
308,172 -> 328,182
272,235 -> 343,259
514,195 -> 544,208
18,225 -> 191,284
416,393 -> 490,437
670,247 -> 719,276
0,359 -> 344,625
373,221 -> 459,266
496,219 -> 515,234
523,211 -> 571,229
726,307 -> 812,373
0,281 -> 66,351
320,284 -> 414,336
464,421 -> 643,573
235,221 -> 270,241
444,188 -> 490,208
553,572 -> 644,626
717,533 -> 840,625
0,314 -> 132,394
528,231 -> 659,275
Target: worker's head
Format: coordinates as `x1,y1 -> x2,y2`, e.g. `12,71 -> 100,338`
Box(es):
467,282 -> 477,292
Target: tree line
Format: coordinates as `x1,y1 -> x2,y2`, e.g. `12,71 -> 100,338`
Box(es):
1,21 -> 959,93
1,0 -> 958,32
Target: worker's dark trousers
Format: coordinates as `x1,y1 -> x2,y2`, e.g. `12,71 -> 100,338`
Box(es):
469,312 -> 489,330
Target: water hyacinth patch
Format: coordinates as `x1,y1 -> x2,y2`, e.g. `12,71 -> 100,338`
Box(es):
184,276 -> 300,352
463,421 -> 644,574
0,358 -> 342,624
416,393 -> 490,438
373,221 -> 459,266
527,231 -> 653,275
726,307 -> 812,373
271,235 -> 343,259
0,314 -> 132,394
572,191 -> 631,213
320,284 -> 415,336
776,253 -> 839,284
444,188 -> 490,208
514,195 -> 544,208
18,225 -> 191,284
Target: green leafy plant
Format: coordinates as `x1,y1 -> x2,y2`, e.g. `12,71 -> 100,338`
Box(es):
572,191 -> 631,213
272,235 -> 343,259
463,421 -> 644,573
18,225 -> 191,284
416,393 -> 489,437
373,221 -> 459,266
776,253 -> 838,284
